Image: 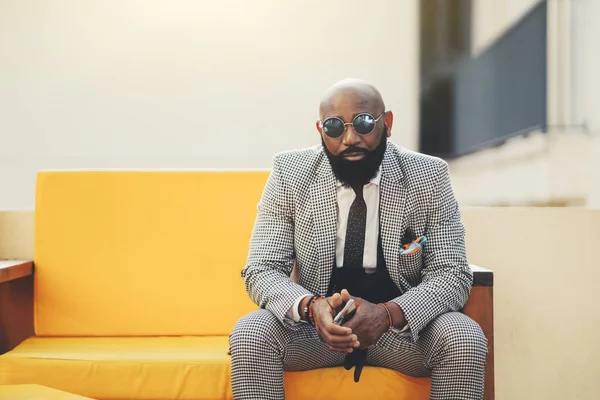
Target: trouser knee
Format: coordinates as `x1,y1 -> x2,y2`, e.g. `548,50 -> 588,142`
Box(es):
422,312 -> 488,367
229,309 -> 286,358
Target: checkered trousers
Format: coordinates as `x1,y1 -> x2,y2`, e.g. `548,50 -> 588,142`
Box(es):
229,308 -> 487,399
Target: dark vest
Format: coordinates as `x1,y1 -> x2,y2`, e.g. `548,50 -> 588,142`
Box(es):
327,232 -> 401,304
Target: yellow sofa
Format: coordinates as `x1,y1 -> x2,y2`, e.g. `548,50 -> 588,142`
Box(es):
0,171 -> 494,400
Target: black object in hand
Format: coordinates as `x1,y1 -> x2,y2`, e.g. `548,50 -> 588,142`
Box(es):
344,349 -> 367,382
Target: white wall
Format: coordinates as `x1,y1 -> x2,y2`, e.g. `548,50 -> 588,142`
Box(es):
449,130 -> 591,207
462,208 -> 600,400
571,0 -> 600,133
0,0 -> 419,210
570,0 -> 600,208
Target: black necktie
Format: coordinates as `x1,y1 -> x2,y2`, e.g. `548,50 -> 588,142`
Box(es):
341,184 -> 368,381
343,184 -> 367,269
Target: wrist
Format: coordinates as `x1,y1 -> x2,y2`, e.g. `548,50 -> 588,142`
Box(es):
301,295 -> 324,325
378,302 -> 406,330
378,303 -> 393,329
384,302 -> 407,330
299,296 -> 312,321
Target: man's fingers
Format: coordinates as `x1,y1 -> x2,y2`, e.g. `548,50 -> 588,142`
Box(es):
340,289 -> 351,303
322,320 -> 352,336
319,331 -> 359,352
321,322 -> 352,336
330,293 -> 342,309
324,332 -> 358,345
316,316 -> 360,352
327,343 -> 356,353
317,319 -> 353,341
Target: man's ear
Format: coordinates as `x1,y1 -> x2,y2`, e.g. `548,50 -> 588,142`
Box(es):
384,111 -> 393,137
316,120 -> 324,135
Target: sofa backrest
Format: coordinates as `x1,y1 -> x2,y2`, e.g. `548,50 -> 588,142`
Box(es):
33,171 -> 268,336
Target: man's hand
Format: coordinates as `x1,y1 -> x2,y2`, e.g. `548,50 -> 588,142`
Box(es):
340,290 -> 390,349
309,292 -> 360,353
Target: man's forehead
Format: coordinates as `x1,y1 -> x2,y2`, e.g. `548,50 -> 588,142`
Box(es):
320,88 -> 381,118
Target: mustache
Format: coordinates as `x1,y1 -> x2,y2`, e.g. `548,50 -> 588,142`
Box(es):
339,146 -> 368,156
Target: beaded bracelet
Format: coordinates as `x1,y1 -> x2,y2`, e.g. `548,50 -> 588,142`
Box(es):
304,296 -> 317,325
307,295 -> 324,326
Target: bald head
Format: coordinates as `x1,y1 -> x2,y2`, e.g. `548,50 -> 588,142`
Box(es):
319,78 -> 385,119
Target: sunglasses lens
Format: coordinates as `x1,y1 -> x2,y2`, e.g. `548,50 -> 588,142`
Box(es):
353,114 -> 376,135
322,118 -> 344,138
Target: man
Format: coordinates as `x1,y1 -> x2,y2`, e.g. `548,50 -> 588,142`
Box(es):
229,79 -> 487,399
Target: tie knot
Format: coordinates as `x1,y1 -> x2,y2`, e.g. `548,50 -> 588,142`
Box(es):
351,183 -> 364,198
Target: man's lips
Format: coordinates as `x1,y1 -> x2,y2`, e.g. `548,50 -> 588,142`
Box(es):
343,152 -> 366,160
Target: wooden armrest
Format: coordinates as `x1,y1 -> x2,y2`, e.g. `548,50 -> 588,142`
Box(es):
471,264 -> 493,287
464,264 -> 494,400
0,260 -> 33,284
0,261 -> 34,354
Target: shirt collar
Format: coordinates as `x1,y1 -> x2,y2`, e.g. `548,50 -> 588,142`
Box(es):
335,168 -> 382,187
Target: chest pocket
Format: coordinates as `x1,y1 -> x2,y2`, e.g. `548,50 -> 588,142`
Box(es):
398,250 -> 423,285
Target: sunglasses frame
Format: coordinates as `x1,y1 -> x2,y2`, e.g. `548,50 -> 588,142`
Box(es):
320,111 -> 386,139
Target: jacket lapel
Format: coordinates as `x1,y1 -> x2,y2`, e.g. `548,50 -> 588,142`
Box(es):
379,145 -> 407,285
309,153 -> 337,295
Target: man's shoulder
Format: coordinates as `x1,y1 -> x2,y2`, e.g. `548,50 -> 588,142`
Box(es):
269,145 -> 325,183
271,144 -> 323,167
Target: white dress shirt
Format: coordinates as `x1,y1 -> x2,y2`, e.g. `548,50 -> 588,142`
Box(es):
334,171 -> 381,273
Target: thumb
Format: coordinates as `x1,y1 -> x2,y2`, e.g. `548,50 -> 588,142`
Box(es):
330,292 -> 343,308
340,289 -> 351,303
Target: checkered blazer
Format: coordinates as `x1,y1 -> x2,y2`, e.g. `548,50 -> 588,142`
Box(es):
242,141 -> 473,342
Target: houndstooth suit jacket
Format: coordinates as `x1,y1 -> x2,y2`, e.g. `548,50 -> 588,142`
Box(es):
241,141 -> 473,342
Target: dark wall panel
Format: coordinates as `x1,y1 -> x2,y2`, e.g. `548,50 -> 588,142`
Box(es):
452,1 -> 547,155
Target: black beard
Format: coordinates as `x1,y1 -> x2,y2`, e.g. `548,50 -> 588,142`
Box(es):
322,130 -> 387,187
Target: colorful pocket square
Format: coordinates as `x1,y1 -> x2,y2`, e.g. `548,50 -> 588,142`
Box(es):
400,235 -> 427,255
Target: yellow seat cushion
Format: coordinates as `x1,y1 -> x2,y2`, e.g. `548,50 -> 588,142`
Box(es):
0,336 -> 231,400
0,336 -> 431,400
34,171 -> 268,336
0,384 -> 94,399
284,367 -> 431,400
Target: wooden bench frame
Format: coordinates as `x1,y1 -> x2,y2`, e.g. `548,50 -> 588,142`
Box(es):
464,264 -> 495,400
0,260 -> 494,400
0,260 -> 34,355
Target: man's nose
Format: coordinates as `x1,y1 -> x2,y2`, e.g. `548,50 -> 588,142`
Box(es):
341,124 -> 360,146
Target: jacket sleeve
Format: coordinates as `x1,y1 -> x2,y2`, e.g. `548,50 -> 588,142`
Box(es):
241,154 -> 313,327
391,160 -> 473,342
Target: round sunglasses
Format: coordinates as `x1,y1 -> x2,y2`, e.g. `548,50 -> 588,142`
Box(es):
320,112 -> 385,139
